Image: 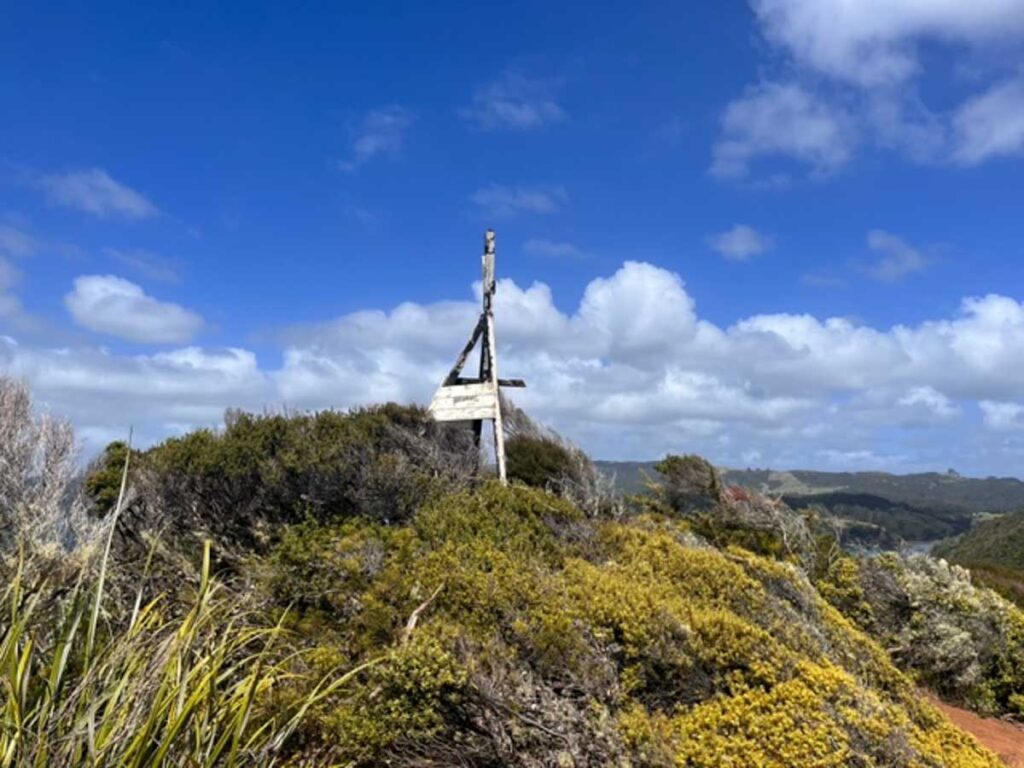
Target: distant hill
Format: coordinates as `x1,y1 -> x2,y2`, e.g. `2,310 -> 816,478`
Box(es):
934,512 -> 1024,606
722,468 -> 1024,514
596,462 -> 1024,543
783,491 -> 971,543
935,512 -> 1024,571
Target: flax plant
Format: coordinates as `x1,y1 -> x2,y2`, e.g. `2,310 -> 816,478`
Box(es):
0,540 -> 373,767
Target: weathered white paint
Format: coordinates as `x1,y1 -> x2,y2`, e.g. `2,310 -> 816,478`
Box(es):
428,382 -> 498,422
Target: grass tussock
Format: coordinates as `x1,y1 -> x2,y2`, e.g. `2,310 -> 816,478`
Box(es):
0,540 -> 370,768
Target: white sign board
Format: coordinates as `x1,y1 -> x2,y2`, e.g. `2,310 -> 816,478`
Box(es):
428,382 -> 498,422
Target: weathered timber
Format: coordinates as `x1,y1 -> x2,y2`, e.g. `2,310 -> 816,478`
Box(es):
429,382 -> 498,421
427,229 -> 524,484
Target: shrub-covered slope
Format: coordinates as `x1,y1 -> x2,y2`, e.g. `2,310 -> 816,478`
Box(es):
3,375 -> 1018,767
263,482 -> 1003,766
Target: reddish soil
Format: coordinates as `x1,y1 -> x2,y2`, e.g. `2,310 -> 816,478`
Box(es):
928,695 -> 1024,766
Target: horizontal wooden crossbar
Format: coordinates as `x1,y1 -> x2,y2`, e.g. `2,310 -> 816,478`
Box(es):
453,376 -> 526,388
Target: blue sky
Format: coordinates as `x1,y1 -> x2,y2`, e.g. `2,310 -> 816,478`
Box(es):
2,2 -> 1024,475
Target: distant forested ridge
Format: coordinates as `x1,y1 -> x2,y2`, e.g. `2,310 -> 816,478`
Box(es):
597,462 -> 1024,544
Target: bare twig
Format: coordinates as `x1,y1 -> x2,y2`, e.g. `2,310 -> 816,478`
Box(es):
401,582 -> 444,646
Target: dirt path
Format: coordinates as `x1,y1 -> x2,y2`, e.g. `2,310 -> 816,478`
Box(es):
928,696 -> 1024,766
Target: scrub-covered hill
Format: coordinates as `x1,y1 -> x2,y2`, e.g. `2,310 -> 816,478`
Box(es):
1,376 -> 1019,766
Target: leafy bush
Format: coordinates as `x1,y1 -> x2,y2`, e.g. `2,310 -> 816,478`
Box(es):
652,454 -> 721,512
647,455 -> 819,568
506,433 -> 580,489
820,552 -> 1024,716
84,439 -> 131,513
502,395 -> 620,517
90,404 -> 477,560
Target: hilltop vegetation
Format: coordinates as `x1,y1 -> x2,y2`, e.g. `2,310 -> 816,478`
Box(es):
1,377 -> 1020,766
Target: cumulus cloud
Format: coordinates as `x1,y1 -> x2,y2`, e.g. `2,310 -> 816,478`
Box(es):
37,169 -> 159,219
751,0 -> 1024,87
470,184 -> 567,217
338,106 -> 412,171
707,224 -> 773,261
65,275 -> 203,344
0,337 -> 270,451
459,70 -> 566,131
710,82 -> 855,179
715,1 -> 1024,176
4,260 -> 1023,473
897,386 -> 960,421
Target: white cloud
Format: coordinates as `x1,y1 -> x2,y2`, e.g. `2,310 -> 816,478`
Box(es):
339,106 -> 412,171
65,275 -> 203,344
751,0 -> 1024,87
710,82 -> 855,179
867,93 -> 948,163
37,169 -> 159,219
717,1 -> 1024,175
523,238 -> 586,259
980,400 -> 1024,430
459,71 -> 566,131
6,260 -> 1024,472
0,337 -> 270,452
865,229 -> 928,282
952,77 -> 1024,164
707,224 -> 773,261
470,184 -> 567,217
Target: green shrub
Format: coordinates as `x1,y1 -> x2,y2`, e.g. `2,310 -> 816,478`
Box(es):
822,552 -> 1024,715
506,434 -> 580,489
652,454 -> 721,512
107,405 -> 477,556
327,629 -> 469,764
83,439 -> 132,514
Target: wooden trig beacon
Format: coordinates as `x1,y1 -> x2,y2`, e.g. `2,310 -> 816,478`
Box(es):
428,229 -> 525,484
